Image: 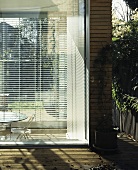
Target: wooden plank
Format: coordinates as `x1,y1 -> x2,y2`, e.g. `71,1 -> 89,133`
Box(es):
0,154 -> 100,159
91,10 -> 111,15
90,37 -> 111,42
90,6 -> 111,11
90,25 -> 111,29
0,165 -> 100,170
0,148 -> 104,170
90,0 -> 111,6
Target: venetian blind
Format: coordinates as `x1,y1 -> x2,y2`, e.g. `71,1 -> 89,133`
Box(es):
67,8 -> 85,140
0,14 -> 67,123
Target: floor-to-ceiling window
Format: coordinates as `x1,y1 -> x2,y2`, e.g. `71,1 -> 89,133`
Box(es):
0,0 -> 88,145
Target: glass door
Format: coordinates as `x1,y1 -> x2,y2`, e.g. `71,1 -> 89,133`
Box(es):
0,0 -> 88,145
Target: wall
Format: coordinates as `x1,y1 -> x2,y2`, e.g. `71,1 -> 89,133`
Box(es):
89,0 -> 112,146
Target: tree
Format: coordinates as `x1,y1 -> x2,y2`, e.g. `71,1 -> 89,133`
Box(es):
112,10 -> 138,111
123,0 -> 138,10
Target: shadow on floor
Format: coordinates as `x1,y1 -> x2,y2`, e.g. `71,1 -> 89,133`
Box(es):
13,148 -> 74,170
13,148 -> 97,170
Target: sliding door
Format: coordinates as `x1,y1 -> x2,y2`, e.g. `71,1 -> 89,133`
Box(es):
0,15 -> 67,126
0,0 -> 88,143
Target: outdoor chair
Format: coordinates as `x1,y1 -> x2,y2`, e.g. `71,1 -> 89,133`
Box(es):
0,123 -> 11,140
11,114 -> 35,140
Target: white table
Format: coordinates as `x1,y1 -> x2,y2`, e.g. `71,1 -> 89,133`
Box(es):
0,112 -> 28,140
0,112 -> 27,123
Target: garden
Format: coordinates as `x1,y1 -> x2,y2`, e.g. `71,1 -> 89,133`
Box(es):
112,0 -> 138,141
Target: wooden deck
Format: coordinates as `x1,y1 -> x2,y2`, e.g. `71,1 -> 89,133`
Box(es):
0,135 -> 137,170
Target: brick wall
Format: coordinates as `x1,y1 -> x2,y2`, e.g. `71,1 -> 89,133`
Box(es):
89,0 -> 112,146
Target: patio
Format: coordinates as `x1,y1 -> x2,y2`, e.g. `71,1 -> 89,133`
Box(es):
0,134 -> 137,170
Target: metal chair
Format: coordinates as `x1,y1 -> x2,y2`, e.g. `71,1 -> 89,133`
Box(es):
0,123 -> 11,140
11,114 -> 35,140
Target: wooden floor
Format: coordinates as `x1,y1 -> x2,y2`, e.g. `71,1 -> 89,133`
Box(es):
0,135 -> 137,170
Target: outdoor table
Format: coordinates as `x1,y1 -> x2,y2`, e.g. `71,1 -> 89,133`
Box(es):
0,112 -> 28,140
0,111 -> 27,123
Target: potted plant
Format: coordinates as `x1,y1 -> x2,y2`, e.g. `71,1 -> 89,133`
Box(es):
93,45 -> 118,151
94,114 -> 118,151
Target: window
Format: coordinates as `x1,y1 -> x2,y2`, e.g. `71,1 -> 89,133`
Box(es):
0,16 -> 67,121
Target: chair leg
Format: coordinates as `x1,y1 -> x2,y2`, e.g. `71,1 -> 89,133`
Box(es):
26,133 -> 33,140
20,134 -> 26,140
17,134 -> 23,140
16,133 -> 31,140
16,132 -> 33,140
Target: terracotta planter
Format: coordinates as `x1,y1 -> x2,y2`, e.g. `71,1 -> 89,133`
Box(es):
93,129 -> 118,151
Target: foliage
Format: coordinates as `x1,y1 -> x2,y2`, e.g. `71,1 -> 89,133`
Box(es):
123,94 -> 138,111
112,16 -> 130,38
112,10 -> 138,112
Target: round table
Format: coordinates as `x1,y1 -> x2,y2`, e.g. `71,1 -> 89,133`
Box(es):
0,112 -> 28,140
0,112 -> 27,123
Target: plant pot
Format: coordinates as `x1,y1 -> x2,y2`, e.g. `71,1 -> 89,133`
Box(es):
93,129 -> 118,151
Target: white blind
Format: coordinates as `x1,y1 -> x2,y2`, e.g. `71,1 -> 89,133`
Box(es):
0,15 -> 67,123
67,14 -> 85,140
